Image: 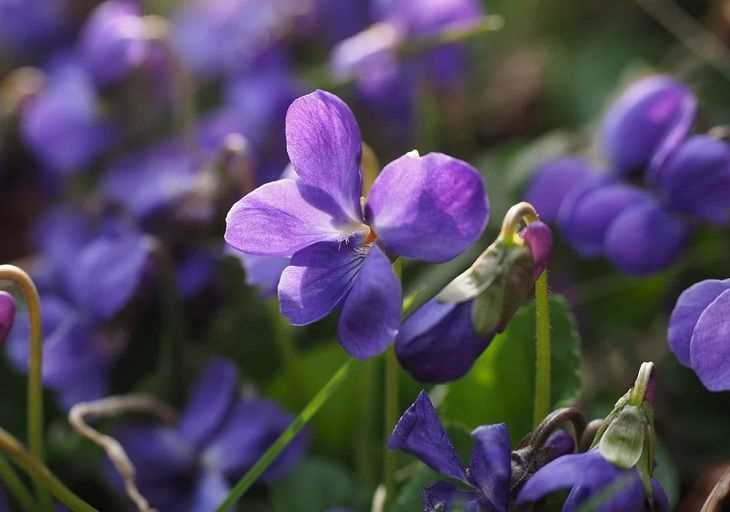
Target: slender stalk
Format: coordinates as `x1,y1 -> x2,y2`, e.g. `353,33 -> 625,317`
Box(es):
215,360 -> 355,512
0,265 -> 50,509
0,455 -> 35,511
0,428 -> 98,512
532,270 -> 551,428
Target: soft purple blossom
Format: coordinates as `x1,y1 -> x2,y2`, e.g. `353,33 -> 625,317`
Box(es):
601,76 -> 696,175
79,0 -> 150,85
0,292 -> 16,344
20,57 -> 114,175
225,90 -> 488,359
110,358 -> 306,510
668,279 -> 730,391
516,449 -> 669,511
525,157 -> 597,223
0,0 -> 70,52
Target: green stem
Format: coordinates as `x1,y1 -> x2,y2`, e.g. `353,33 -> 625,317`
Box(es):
0,265 -> 51,509
0,455 -> 35,511
215,360 -> 355,512
0,428 -> 98,512
533,270 -> 551,428
384,347 -> 399,507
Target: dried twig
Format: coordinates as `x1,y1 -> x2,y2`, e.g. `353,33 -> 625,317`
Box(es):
68,394 -> 178,512
701,468 -> 730,512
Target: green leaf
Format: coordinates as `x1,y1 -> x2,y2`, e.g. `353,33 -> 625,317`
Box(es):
271,458 -> 361,512
598,405 -> 645,470
390,465 -> 442,512
440,295 -> 582,443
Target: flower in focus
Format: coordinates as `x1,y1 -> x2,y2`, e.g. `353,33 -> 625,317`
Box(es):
396,219 -> 551,382
524,75 -> 730,276
20,56 -> 114,175
668,278 -> 730,391
389,391 -> 574,511
0,291 -> 16,344
225,90 -> 488,359
110,357 -> 307,511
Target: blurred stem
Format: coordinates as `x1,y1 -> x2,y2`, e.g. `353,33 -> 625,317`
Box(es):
384,259 -> 403,508
0,265 -> 51,510
267,299 -> 297,368
356,359 -> 377,488
215,360 -> 355,512
0,428 -> 98,512
532,270 -> 551,428
0,455 -> 35,511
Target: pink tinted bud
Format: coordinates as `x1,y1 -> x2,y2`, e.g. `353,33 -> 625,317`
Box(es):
522,221 -> 553,279
0,291 -> 16,344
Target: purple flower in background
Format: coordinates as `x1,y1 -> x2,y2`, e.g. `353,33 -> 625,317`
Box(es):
79,0 -> 150,85
525,157 -> 597,223
668,279 -> 730,391
652,135 -> 730,223
516,449 -> 669,511
0,0 -> 70,53
20,57 -> 114,175
601,75 -> 696,175
231,251 -> 290,299
0,292 -> 16,344
225,90 -> 488,359
111,358 -> 306,511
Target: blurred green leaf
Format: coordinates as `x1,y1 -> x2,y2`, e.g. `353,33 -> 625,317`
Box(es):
440,295 -> 582,443
390,465 -> 442,512
271,458 -> 360,512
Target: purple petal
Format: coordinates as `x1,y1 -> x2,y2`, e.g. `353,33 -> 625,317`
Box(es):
668,279 -> 730,367
202,399 -> 306,480
388,391 -> 467,482
230,249 -> 290,298
56,367 -> 109,410
423,481 -> 480,512
191,471 -> 230,512
525,157 -> 597,223
604,200 -> 688,275
468,424 -> 511,512
385,0 -> 485,36
179,358 -> 239,449
114,426 -> 196,483
336,244 -> 400,359
542,430 -> 576,461
177,250 -> 218,299
601,76 -> 696,174
285,90 -> 363,222
516,451 -> 608,504
559,182 -> 651,257
396,299 -> 493,383
521,221 -> 553,279
366,152 -> 488,262
70,230 -> 151,320
0,292 -> 16,344
655,135 -> 730,223
278,240 -> 366,326
689,289 -> 730,391
225,179 -> 363,257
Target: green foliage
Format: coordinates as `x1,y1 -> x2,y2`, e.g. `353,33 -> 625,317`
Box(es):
440,295 -> 582,443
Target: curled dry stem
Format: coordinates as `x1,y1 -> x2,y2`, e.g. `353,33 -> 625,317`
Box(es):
701,468 -> 730,512
68,394 -> 177,512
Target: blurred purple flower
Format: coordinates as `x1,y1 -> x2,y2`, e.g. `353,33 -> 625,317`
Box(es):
225,90 -> 488,359
669,279 -> 730,391
20,57 -> 114,175
525,157 -> 597,223
653,135 -> 730,223
177,249 -> 219,299
111,358 -> 306,510
0,292 -> 16,344
601,75 -> 696,175
79,0 -> 150,85
231,250 -> 290,299
0,0 -> 70,53
517,449 -> 669,511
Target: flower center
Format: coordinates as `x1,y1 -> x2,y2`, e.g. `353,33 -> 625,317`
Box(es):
365,228 -> 378,245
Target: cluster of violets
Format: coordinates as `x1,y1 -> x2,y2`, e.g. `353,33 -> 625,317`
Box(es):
526,75 -> 730,275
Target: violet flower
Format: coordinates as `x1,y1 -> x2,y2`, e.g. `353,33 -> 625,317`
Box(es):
20,56 -> 114,175
525,157 -> 597,223
110,358 -> 307,511
668,279 -> 730,391
516,449 -> 669,511
0,291 -> 16,344
389,392 -> 574,511
79,0 -> 150,85
225,90 -> 488,359
0,0 -> 70,53
396,220 -> 552,383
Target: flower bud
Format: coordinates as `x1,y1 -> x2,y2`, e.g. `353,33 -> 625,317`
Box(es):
0,291 -> 16,344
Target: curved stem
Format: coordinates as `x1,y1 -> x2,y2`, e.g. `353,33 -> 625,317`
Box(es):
499,202 -> 540,244
532,270 -> 551,428
0,455 -> 36,511
529,407 -> 586,450
216,360 -> 355,512
0,265 -> 50,509
0,428 -> 98,512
